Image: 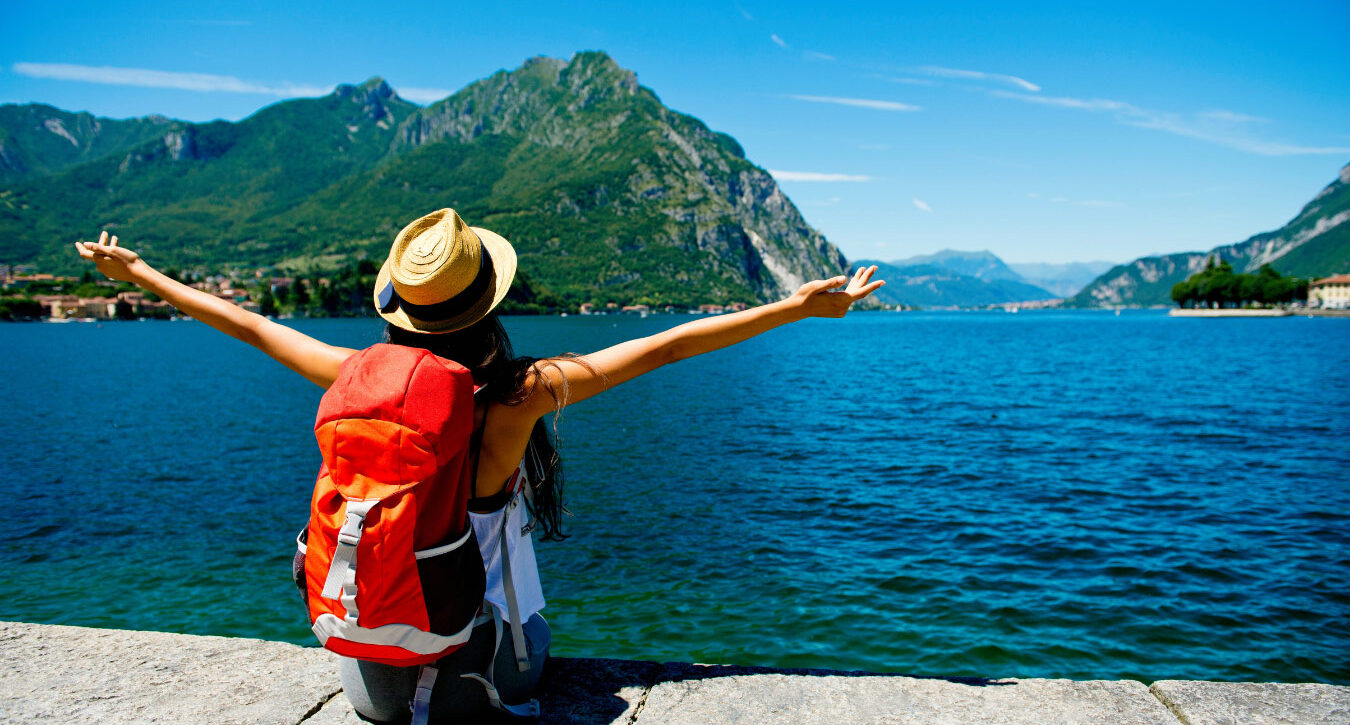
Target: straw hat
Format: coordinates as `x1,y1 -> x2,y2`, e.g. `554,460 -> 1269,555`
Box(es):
373,208 -> 517,333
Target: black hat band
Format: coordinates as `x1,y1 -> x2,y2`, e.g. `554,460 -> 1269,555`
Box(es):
378,251 -> 495,323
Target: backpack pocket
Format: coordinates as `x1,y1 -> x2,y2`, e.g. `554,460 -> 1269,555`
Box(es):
416,526 -> 487,637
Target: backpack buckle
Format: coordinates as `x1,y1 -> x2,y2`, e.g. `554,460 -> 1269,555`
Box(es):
337,511 -> 365,547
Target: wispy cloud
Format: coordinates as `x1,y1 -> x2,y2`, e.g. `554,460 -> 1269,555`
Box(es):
788,94 -> 921,112
991,89 -> 1350,156
13,62 -> 330,97
988,90 -> 1126,111
804,51 -> 836,62
874,75 -> 939,87
769,170 -> 873,182
1199,109 -> 1269,124
771,34 -> 789,49
398,87 -> 453,104
917,65 -> 1040,92
912,198 -> 933,212
735,3 -> 753,20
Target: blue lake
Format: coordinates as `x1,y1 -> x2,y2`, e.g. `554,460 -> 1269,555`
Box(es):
2,311 -> 1347,684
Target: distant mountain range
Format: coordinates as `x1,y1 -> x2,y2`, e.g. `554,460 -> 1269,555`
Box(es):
1069,163 -> 1350,307
0,52 -> 845,306
856,250 -> 1077,308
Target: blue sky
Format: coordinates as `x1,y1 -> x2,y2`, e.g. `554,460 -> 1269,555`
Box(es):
4,0 -> 1348,265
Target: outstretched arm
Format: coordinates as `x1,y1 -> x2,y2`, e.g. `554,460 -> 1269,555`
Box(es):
75,231 -> 356,388
514,265 -> 885,421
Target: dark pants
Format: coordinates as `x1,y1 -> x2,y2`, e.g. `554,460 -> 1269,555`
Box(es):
339,613 -> 550,723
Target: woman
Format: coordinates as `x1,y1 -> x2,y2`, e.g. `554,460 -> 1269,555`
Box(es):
75,208 -> 884,721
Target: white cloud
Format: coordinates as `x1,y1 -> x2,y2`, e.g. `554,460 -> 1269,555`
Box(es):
769,170 -> 873,182
1073,199 -> 1124,208
1026,192 -> 1041,199
804,51 -> 836,62
788,94 -> 921,111
875,75 -> 939,87
990,89 -> 1350,156
771,34 -> 789,49
398,87 -> 453,104
917,65 -> 1040,92
989,90 -> 1128,111
13,62 -> 330,97
912,198 -> 932,212
735,3 -> 753,20
1200,109 -> 1269,124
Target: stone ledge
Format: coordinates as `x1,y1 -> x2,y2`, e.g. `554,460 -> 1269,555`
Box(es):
1150,680 -> 1350,725
2,622 -> 1347,725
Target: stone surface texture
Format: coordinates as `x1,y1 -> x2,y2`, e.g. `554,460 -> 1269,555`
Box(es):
1150,680 -> 1350,725
3,622 -> 1349,725
0,621 -> 339,725
638,663 -> 1178,725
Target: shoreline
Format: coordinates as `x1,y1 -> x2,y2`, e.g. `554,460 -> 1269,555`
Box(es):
3,621 -> 1347,724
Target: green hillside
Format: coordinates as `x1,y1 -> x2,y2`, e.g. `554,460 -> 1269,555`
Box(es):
0,52 -> 845,307
0,104 -> 172,181
1069,163 -> 1350,307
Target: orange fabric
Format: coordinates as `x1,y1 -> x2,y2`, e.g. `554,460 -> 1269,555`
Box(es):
303,344 -> 482,663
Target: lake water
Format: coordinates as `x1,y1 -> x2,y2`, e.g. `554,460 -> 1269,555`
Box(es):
2,311 -> 1347,684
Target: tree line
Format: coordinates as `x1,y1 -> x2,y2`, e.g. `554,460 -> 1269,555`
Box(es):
1171,259 -> 1308,308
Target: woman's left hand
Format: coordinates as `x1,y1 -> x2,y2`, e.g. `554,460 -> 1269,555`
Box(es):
792,265 -> 886,318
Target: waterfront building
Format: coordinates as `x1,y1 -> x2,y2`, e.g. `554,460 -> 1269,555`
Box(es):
1309,274 -> 1350,309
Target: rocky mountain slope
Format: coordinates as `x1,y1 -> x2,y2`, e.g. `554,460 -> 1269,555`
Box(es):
0,52 -> 845,306
857,251 -> 1057,307
1068,163 -> 1350,307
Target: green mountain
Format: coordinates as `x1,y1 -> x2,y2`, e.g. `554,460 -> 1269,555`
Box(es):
1068,163 -> 1350,307
856,257 -> 1057,308
0,104 -> 174,181
0,52 -> 846,306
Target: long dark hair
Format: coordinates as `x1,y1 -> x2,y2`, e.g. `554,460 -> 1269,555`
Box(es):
383,314 -> 570,541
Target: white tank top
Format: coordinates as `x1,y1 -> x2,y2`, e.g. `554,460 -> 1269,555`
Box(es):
470,463 -> 545,624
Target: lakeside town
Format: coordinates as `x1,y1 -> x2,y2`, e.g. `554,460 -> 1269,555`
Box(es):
3,261 -> 1347,322
0,263 -> 759,321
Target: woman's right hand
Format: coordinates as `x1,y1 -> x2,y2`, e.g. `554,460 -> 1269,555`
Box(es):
74,231 -> 148,284
791,265 -> 885,318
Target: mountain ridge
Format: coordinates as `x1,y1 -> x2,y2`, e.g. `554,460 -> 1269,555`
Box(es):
0,51 -> 846,306
857,252 -> 1057,308
1068,163 -> 1350,307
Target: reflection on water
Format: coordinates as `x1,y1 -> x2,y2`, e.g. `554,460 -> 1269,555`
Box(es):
2,311 -> 1347,683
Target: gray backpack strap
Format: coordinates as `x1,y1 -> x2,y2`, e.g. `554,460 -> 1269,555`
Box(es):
410,665 -> 437,725
460,607 -> 540,718
499,481 -> 531,673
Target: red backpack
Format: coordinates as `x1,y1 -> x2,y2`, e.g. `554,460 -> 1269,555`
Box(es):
296,344 -> 485,665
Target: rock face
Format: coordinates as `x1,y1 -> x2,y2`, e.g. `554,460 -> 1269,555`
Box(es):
380,51 -> 844,303
0,52 -> 845,306
1069,163 -> 1350,307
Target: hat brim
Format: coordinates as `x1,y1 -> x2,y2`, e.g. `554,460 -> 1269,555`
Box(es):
373,226 -> 517,334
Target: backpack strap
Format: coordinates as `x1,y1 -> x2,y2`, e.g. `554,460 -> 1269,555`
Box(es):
411,665 -> 437,725
320,498 -> 380,624
459,606 -> 540,719
499,470 -> 531,673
